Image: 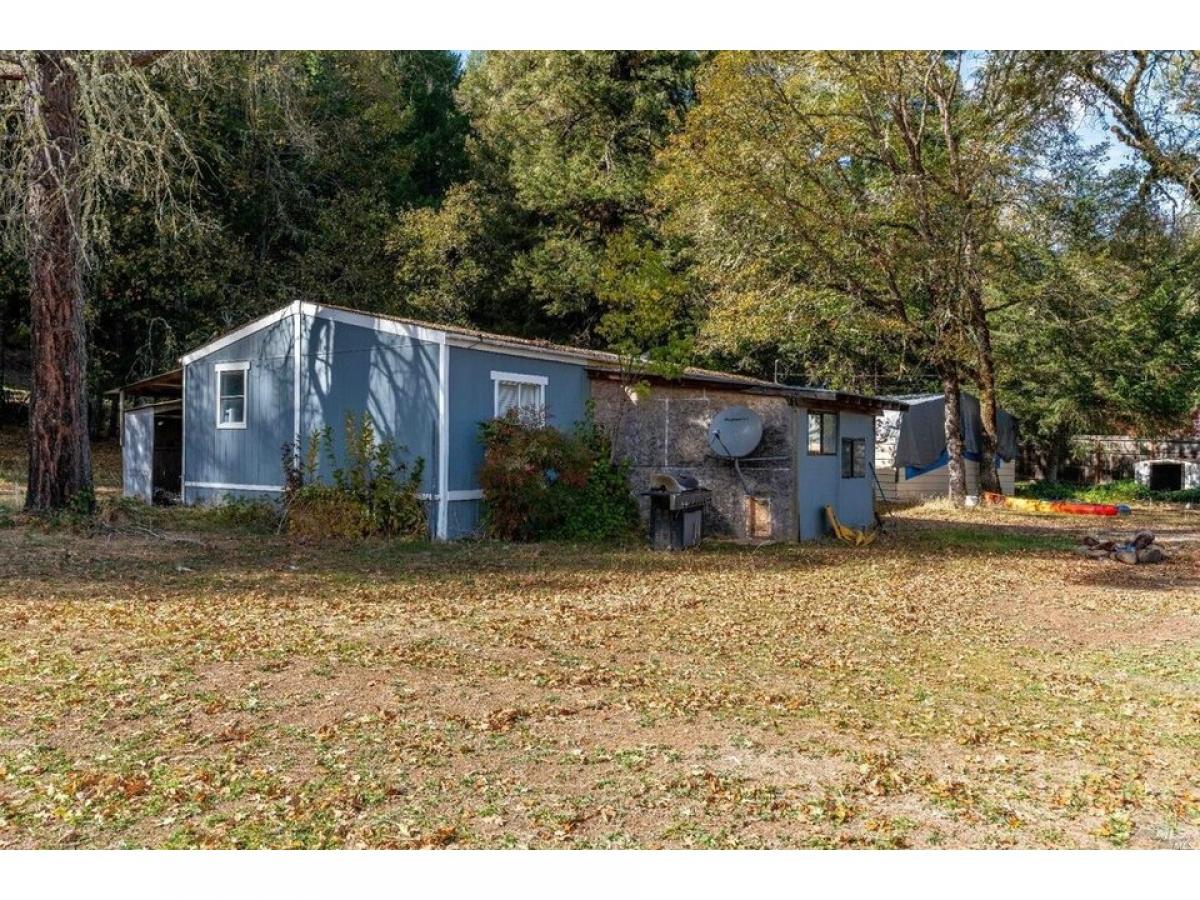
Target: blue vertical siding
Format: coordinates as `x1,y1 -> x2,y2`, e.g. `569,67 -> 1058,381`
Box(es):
836,412 -> 876,529
796,406 -> 839,540
445,498 -> 482,539
446,346 -> 590,493
300,314 -> 439,495
795,407 -> 876,539
183,315 -> 295,492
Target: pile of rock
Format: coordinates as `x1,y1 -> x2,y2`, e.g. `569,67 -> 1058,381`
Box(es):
1076,530 -> 1167,564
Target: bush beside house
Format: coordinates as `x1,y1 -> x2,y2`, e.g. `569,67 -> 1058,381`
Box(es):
478,408 -> 639,542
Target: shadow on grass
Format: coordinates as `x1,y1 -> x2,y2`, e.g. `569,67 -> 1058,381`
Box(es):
887,508 -> 1200,593
1,501 -> 1133,607
899,524 -> 1076,554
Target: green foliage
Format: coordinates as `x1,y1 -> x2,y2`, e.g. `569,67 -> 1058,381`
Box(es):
203,497 -> 282,532
283,413 -> 426,541
556,412 -> 641,542
477,408 -> 638,542
477,412 -> 592,541
7,51 -> 470,399
390,51 -> 699,348
36,485 -> 98,531
658,51 -> 990,389
992,144 -> 1200,466
1017,479 -> 1200,505
596,230 -> 696,371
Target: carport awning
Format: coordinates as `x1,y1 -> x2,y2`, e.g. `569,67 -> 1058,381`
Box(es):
106,368 -> 183,399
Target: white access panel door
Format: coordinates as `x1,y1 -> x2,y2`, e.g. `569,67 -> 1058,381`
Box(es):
122,406 -> 155,503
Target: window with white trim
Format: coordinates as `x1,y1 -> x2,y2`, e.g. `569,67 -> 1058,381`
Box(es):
215,361 -> 250,429
491,371 -> 547,423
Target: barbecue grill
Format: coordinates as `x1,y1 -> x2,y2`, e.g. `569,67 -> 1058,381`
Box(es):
642,474 -> 711,550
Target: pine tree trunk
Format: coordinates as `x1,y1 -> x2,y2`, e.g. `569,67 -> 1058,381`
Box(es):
23,52 -> 93,511
943,372 -> 967,506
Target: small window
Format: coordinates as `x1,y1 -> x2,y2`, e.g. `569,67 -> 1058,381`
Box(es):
492,371 -> 547,423
215,361 -> 249,429
842,437 -> 866,478
807,411 -> 837,455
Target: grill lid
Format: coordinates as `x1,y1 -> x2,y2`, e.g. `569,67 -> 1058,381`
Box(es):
650,473 -> 701,493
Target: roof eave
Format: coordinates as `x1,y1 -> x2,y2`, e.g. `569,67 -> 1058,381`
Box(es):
586,367 -> 906,412
107,367 -> 184,397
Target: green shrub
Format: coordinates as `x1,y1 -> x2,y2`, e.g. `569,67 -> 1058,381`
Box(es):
554,416 -> 640,541
94,495 -> 152,528
478,406 -> 638,542
283,413 -> 427,540
37,486 -> 97,532
1017,479 -> 1200,505
203,497 -> 282,532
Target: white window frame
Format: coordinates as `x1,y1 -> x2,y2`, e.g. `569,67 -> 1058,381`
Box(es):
215,361 -> 250,430
490,370 -> 548,419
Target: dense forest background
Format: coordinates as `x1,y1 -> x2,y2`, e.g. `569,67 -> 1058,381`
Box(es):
2,50 -> 1198,473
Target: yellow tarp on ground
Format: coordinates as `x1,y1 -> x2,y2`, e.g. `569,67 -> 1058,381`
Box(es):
825,505 -> 877,546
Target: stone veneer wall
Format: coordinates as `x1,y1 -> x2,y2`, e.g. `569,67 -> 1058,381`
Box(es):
590,378 -> 795,541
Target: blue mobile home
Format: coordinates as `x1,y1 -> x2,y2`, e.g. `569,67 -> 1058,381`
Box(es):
120,301 -> 904,541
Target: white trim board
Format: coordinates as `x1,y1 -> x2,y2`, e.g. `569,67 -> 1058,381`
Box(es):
180,366 -> 188,504
490,371 -> 548,386
419,489 -> 484,502
181,299 -> 454,368
180,302 -> 301,365
184,481 -> 284,493
300,302 -> 447,346
436,341 -> 450,540
449,333 -> 612,367
187,484 -> 476,500
214,360 -> 250,430
293,307 -> 302,462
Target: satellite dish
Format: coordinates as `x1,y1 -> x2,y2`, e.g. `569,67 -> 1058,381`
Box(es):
707,405 -> 763,458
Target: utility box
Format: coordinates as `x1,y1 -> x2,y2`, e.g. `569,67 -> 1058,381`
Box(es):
644,487 -> 710,551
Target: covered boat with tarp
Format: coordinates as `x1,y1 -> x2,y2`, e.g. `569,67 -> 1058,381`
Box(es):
874,392 -> 1018,502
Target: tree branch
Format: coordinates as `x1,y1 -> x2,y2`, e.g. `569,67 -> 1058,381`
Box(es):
104,51 -> 171,73
130,50 -> 170,67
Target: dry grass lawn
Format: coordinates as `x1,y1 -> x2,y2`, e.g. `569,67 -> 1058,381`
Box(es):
0,442 -> 1198,848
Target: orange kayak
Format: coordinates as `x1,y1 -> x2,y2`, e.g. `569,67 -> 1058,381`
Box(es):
982,492 -> 1128,517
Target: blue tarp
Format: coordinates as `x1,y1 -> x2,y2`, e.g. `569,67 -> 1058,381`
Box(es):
904,447 -> 1003,480
890,392 -> 1018,472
